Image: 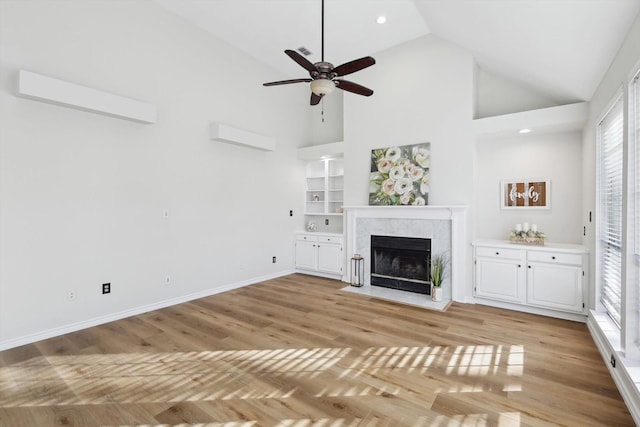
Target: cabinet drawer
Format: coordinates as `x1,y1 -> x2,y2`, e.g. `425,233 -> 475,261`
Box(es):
319,236 -> 342,244
527,251 -> 582,266
297,234 -> 318,242
475,247 -> 522,260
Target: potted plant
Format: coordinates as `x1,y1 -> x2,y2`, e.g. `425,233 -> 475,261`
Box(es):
430,254 -> 447,302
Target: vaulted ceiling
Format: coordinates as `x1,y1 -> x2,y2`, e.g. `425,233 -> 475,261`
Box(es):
155,0 -> 640,104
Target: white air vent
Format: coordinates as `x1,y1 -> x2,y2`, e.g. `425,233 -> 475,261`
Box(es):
297,46 -> 312,56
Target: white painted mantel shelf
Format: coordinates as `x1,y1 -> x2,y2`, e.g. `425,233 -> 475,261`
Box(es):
342,205 -> 468,305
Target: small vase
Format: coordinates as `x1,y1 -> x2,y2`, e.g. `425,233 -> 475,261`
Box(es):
432,286 -> 443,302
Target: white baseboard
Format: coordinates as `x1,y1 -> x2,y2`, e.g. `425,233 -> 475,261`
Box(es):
471,297 -> 588,322
587,312 -> 640,425
0,269 -> 295,351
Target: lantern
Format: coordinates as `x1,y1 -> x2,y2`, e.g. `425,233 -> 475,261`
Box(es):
351,254 -> 364,287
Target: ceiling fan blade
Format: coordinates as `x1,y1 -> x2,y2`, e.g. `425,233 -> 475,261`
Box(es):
310,92 -> 323,105
332,56 -> 376,77
263,78 -> 312,86
285,49 -> 317,74
335,80 -> 374,96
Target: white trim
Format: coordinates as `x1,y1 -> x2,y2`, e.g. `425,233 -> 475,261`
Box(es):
0,269 -> 294,351
588,310 -> 640,425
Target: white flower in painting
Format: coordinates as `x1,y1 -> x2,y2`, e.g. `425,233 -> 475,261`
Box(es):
382,179 -> 396,195
400,192 -> 412,205
413,147 -> 430,168
376,158 -> 394,174
420,175 -> 430,195
406,164 -> 424,181
385,146 -> 402,162
413,197 -> 425,206
394,177 -> 413,195
398,158 -> 411,168
389,165 -> 405,180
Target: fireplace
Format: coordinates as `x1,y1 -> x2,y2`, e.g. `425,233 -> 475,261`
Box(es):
370,235 -> 431,295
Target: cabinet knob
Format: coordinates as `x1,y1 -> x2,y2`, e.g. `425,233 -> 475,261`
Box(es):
518,264 -> 521,268
528,265 -> 531,269
551,256 -> 556,260
495,252 -> 500,255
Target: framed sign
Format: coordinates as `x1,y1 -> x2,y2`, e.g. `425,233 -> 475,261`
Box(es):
501,179 -> 550,209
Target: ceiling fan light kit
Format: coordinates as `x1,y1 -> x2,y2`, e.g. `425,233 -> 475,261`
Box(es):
263,0 -> 375,105
310,79 -> 335,95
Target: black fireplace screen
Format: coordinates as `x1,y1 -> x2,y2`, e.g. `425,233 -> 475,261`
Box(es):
370,235 -> 431,294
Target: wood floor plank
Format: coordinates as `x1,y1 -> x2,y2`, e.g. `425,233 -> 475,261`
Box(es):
0,274 -> 634,426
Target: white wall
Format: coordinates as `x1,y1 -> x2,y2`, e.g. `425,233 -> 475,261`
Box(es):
475,68 -> 563,119
343,35 -> 475,207
475,131 -> 583,243
306,90 -> 344,147
0,0 -> 309,346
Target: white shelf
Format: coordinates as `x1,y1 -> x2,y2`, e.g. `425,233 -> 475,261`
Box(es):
304,159 -> 344,217
17,69 -> 157,123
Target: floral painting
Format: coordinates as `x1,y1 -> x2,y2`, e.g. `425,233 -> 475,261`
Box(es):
369,143 -> 430,206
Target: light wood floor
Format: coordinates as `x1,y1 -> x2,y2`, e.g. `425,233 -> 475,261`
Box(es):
0,274 -> 634,426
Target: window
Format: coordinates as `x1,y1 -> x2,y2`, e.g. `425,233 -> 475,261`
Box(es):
598,95 -> 624,327
632,70 -> 640,342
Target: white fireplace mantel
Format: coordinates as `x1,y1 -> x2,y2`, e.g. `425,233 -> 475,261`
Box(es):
343,205 -> 468,303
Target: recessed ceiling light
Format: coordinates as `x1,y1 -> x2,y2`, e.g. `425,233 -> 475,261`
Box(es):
377,16 -> 387,24
519,128 -> 532,134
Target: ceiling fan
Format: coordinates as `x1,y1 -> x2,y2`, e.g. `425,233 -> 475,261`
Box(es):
262,0 -> 376,106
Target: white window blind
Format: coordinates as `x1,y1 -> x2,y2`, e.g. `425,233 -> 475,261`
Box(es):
598,96 -> 624,327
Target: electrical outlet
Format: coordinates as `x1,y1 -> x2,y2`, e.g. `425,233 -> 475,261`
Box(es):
102,283 -> 111,294
610,354 -> 616,368
289,210 -> 293,217
325,218 -> 329,225
163,209 -> 169,218
272,256 -> 277,263
67,290 -> 76,301
164,275 -> 171,285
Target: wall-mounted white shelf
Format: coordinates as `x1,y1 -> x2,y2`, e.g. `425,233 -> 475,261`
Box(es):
210,122 -> 275,151
17,69 -> 157,124
473,102 -> 588,140
297,141 -> 344,160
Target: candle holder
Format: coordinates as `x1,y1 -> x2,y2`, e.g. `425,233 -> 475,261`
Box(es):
509,229 -> 546,245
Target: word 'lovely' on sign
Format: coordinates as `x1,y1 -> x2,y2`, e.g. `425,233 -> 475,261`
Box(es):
501,180 -> 550,209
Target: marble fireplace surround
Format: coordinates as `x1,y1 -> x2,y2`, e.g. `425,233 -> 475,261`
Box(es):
343,206 -> 468,303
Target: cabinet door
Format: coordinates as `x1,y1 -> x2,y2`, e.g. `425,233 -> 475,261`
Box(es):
527,263 -> 583,313
295,240 -> 317,271
475,257 -> 524,303
317,243 -> 342,274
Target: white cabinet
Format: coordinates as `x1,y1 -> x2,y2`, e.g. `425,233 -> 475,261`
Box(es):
526,251 -> 584,313
305,159 -> 344,216
295,233 -> 343,277
474,247 -> 525,303
473,240 -> 588,319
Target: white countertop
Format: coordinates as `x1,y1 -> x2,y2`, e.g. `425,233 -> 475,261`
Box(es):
473,238 -> 588,253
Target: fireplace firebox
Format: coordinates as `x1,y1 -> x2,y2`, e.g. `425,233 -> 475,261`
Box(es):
370,235 -> 431,294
